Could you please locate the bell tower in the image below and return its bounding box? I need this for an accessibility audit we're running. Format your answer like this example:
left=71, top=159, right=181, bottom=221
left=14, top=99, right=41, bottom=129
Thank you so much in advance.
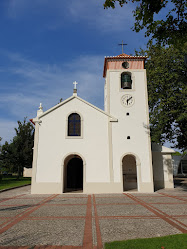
left=103, top=53, right=154, bottom=192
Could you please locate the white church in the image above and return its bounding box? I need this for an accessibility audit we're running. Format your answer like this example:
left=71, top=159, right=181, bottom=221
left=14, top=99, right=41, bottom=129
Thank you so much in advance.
left=31, top=53, right=175, bottom=194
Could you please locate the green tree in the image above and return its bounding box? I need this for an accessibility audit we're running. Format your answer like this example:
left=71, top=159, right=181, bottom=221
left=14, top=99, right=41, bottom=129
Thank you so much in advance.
left=0, top=118, right=34, bottom=178
left=0, top=137, right=2, bottom=155
left=13, top=118, right=34, bottom=177
left=0, top=137, right=3, bottom=179
left=103, top=0, right=187, bottom=47
left=139, top=43, right=187, bottom=151
left=0, top=141, right=15, bottom=174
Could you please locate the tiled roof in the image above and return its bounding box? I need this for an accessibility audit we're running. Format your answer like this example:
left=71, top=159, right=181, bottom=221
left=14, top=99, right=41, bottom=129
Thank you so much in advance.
left=103, top=53, right=147, bottom=77
left=105, top=53, right=148, bottom=59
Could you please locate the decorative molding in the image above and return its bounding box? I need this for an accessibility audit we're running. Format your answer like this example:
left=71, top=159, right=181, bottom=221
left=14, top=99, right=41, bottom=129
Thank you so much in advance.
left=36, top=95, right=118, bottom=122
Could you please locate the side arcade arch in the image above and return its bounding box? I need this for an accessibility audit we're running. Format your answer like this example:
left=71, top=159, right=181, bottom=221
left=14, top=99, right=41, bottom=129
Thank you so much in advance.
left=120, top=153, right=141, bottom=192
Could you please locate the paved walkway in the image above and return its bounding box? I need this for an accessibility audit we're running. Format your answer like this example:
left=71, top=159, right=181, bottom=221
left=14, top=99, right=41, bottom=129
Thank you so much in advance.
left=0, top=186, right=187, bottom=249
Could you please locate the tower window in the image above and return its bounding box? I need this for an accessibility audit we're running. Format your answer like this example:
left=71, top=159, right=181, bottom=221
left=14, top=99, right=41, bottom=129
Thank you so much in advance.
left=127, top=136, right=130, bottom=139
left=126, top=113, right=130, bottom=116
left=68, top=113, right=81, bottom=136
left=121, top=72, right=132, bottom=89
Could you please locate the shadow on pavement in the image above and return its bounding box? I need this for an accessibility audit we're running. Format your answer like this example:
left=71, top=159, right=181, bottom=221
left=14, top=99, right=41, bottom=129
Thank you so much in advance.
left=174, top=176, right=187, bottom=191
left=0, top=205, right=34, bottom=211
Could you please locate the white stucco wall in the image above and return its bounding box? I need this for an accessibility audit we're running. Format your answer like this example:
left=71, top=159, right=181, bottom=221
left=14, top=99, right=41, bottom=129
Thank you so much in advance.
left=106, top=70, right=153, bottom=191
left=172, top=155, right=182, bottom=176
left=35, top=98, right=110, bottom=185
left=152, top=144, right=174, bottom=189
left=23, top=168, right=32, bottom=177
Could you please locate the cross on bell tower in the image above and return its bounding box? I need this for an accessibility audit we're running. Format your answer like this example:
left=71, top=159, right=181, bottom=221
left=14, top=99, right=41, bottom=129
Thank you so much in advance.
left=118, top=40, right=127, bottom=54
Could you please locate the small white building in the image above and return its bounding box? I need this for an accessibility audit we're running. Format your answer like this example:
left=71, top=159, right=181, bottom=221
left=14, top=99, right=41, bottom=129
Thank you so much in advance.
left=31, top=53, right=174, bottom=194
left=172, top=155, right=182, bottom=176
left=23, top=167, right=32, bottom=177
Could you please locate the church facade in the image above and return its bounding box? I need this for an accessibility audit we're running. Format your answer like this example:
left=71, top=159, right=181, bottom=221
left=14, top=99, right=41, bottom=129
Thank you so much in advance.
left=31, top=53, right=175, bottom=194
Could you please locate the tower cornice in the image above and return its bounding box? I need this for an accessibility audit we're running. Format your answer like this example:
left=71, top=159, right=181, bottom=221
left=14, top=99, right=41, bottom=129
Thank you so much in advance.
left=103, top=53, right=148, bottom=78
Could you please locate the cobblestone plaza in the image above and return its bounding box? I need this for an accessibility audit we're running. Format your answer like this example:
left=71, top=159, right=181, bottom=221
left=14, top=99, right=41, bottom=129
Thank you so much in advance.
left=0, top=186, right=187, bottom=248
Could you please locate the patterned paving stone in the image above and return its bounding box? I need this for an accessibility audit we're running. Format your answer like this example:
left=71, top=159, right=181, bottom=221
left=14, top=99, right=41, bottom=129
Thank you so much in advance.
left=0, top=219, right=10, bottom=225
left=96, top=197, right=136, bottom=204
left=0, top=219, right=85, bottom=246
left=0, top=186, right=31, bottom=198
left=136, top=196, right=185, bottom=203
left=99, top=219, right=181, bottom=243
left=180, top=197, right=187, bottom=200
left=175, top=218, right=187, bottom=226
left=95, top=194, right=124, bottom=197
left=0, top=198, right=6, bottom=202
left=0, top=206, right=31, bottom=217
left=131, top=193, right=161, bottom=196
left=29, top=205, right=87, bottom=217
left=97, top=204, right=155, bottom=217
left=48, top=197, right=87, bottom=205
left=0, top=198, right=42, bottom=206
left=0, top=185, right=187, bottom=248
left=92, top=218, right=97, bottom=247
left=56, top=194, right=88, bottom=198
left=158, top=191, right=187, bottom=196
left=19, top=194, right=51, bottom=198
left=152, top=204, right=187, bottom=216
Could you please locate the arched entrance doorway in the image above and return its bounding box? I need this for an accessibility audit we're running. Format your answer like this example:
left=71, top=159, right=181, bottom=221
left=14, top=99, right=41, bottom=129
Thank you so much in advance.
left=63, top=155, right=83, bottom=193
left=122, top=154, right=137, bottom=191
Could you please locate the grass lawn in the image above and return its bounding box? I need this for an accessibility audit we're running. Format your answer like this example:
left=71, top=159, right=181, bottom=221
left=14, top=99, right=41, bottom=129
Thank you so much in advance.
left=104, top=234, right=187, bottom=249
left=0, top=176, right=31, bottom=190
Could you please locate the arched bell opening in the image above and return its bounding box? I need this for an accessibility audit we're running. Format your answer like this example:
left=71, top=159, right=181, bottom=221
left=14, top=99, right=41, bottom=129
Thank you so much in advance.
left=121, top=72, right=132, bottom=89
left=122, top=154, right=137, bottom=191
left=63, top=154, right=83, bottom=193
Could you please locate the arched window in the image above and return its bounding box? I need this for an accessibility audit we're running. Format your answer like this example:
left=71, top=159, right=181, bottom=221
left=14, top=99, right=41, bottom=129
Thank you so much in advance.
left=121, top=72, right=132, bottom=89
left=68, top=113, right=81, bottom=136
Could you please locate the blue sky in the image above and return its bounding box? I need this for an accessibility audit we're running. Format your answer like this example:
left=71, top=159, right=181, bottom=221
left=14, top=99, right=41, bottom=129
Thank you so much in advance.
left=0, top=0, right=172, bottom=146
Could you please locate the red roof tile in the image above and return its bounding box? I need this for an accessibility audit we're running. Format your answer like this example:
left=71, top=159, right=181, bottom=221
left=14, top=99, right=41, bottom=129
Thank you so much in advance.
left=103, top=53, right=147, bottom=77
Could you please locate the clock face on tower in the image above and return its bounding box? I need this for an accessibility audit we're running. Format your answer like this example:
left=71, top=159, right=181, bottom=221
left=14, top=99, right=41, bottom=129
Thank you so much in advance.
left=121, top=94, right=134, bottom=107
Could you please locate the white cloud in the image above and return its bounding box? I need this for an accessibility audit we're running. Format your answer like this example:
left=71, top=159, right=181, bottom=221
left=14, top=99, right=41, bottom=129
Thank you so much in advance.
left=67, top=0, right=134, bottom=32
left=6, top=0, right=65, bottom=19
left=5, top=0, right=134, bottom=32
left=0, top=51, right=105, bottom=141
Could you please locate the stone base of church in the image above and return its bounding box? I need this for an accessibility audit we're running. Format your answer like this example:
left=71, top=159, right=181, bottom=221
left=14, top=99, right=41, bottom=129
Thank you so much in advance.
left=31, top=182, right=123, bottom=194
left=138, top=182, right=154, bottom=193
left=154, top=180, right=174, bottom=191
left=31, top=182, right=62, bottom=194
left=31, top=181, right=155, bottom=194
left=84, top=182, right=123, bottom=194
left=164, top=180, right=174, bottom=188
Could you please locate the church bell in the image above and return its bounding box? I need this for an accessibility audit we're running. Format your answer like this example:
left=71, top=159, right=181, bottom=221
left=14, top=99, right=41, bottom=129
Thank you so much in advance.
left=121, top=74, right=132, bottom=89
